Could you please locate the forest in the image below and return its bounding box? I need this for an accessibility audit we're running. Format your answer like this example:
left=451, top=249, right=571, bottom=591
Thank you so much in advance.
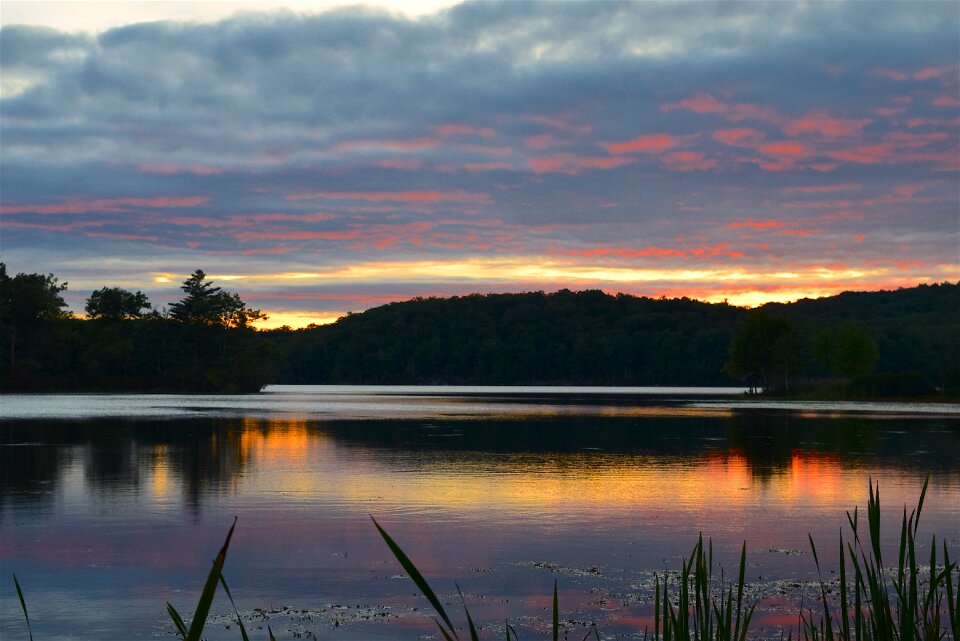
left=1, top=262, right=958, bottom=396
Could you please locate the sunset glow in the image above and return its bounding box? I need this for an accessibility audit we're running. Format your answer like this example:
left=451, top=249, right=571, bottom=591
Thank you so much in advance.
left=1, top=2, right=957, bottom=325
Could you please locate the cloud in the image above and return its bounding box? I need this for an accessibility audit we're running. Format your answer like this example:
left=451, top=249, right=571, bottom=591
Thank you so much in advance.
left=1, top=1, right=958, bottom=323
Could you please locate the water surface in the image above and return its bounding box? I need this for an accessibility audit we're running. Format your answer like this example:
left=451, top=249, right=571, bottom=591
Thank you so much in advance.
left=2, top=386, right=958, bottom=640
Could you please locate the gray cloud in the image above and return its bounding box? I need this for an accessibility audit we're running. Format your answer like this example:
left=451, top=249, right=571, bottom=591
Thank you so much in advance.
left=1, top=1, right=957, bottom=317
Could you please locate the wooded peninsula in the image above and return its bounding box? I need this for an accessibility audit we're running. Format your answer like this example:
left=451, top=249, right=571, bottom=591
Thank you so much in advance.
left=2, top=263, right=957, bottom=397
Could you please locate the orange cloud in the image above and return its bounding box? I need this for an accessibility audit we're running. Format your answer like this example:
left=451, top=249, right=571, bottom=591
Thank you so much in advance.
left=603, top=133, right=677, bottom=154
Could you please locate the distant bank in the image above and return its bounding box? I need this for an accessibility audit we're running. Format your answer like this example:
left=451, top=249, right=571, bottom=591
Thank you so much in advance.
left=2, top=277, right=958, bottom=396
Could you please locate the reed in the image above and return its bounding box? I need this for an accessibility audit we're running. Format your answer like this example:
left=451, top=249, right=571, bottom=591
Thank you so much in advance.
left=653, top=537, right=755, bottom=641
left=800, top=475, right=959, bottom=641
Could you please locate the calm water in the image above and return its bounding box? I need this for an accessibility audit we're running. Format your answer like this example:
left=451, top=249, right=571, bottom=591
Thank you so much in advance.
left=1, top=386, right=959, bottom=640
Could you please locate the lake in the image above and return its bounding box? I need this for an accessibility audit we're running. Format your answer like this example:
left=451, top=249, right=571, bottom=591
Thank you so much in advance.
left=2, top=386, right=959, bottom=640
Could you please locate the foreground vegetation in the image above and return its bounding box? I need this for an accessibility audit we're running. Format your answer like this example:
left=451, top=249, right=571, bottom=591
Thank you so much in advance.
left=2, top=262, right=958, bottom=395
left=12, top=479, right=958, bottom=640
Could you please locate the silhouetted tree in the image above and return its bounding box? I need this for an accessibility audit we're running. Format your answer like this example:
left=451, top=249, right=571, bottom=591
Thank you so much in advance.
left=85, top=287, right=152, bottom=320
left=0, top=263, right=70, bottom=367
left=813, top=324, right=879, bottom=379
left=168, top=270, right=265, bottom=328
left=725, top=312, right=797, bottom=392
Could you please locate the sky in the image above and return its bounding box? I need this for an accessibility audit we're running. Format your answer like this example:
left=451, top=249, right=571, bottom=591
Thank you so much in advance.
left=1, top=1, right=958, bottom=328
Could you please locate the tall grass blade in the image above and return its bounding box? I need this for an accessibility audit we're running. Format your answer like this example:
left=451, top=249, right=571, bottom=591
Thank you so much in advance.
left=219, top=572, right=251, bottom=641
left=914, top=473, right=929, bottom=535
left=13, top=574, right=34, bottom=641
left=372, top=515, right=459, bottom=640
left=945, top=541, right=959, bottom=640
left=456, top=584, right=481, bottom=641
left=167, top=602, right=189, bottom=638
left=182, top=517, right=237, bottom=641
left=734, top=542, right=747, bottom=641
left=553, top=579, right=559, bottom=641
left=839, top=531, right=850, bottom=641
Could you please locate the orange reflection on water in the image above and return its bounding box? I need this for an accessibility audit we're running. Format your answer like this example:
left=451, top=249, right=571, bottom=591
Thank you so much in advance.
left=148, top=419, right=881, bottom=527
left=785, top=450, right=848, bottom=504
left=151, top=444, right=171, bottom=500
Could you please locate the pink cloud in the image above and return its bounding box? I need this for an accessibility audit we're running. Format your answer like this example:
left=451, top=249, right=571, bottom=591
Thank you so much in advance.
left=712, top=128, right=765, bottom=145
left=870, top=107, right=907, bottom=117
left=528, top=154, right=633, bottom=174
left=729, top=219, right=787, bottom=229
left=377, top=158, right=423, bottom=170
left=138, top=163, right=222, bottom=176
left=782, top=111, right=871, bottom=137
left=562, top=243, right=743, bottom=259
left=0, top=220, right=104, bottom=232
left=827, top=144, right=893, bottom=164
left=332, top=137, right=439, bottom=152
left=286, top=190, right=491, bottom=204
left=525, top=133, right=560, bottom=149
left=457, top=143, right=514, bottom=157
left=913, top=66, right=955, bottom=81
left=530, top=114, right=593, bottom=133
left=759, top=141, right=809, bottom=156
left=464, top=161, right=513, bottom=172
left=435, top=124, right=496, bottom=137
left=661, top=93, right=781, bottom=124
left=0, top=196, right=208, bottom=215
left=873, top=68, right=910, bottom=81
left=906, top=117, right=960, bottom=128
left=603, top=133, right=677, bottom=154
left=661, top=151, right=717, bottom=171
left=932, top=95, right=960, bottom=108
left=781, top=183, right=862, bottom=194
left=234, top=230, right=361, bottom=241
left=85, top=231, right=160, bottom=241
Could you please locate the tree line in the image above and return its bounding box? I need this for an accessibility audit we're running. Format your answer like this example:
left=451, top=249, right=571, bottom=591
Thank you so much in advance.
left=1, top=262, right=957, bottom=396
left=0, top=265, right=273, bottom=392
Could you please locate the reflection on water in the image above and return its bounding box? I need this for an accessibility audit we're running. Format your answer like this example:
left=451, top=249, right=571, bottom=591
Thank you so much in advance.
left=1, top=391, right=959, bottom=640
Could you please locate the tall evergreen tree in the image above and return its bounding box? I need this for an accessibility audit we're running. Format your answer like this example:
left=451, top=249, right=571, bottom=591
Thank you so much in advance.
left=168, top=270, right=265, bottom=328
